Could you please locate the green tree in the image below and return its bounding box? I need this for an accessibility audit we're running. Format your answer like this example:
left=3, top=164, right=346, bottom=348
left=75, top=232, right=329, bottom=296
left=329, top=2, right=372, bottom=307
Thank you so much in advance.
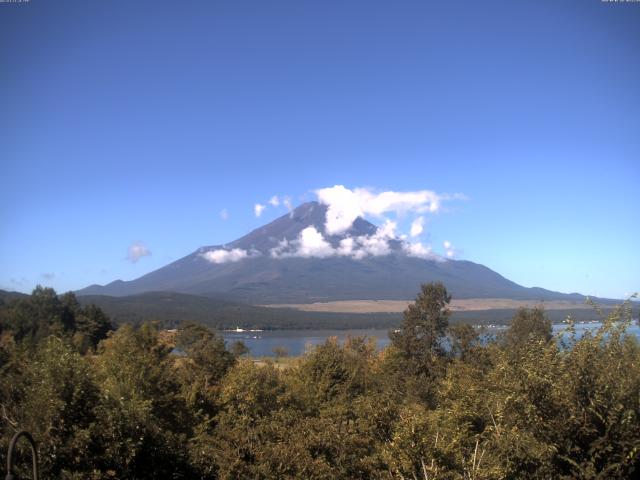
left=292, top=337, right=373, bottom=407
left=449, top=323, right=477, bottom=360
left=0, top=288, right=112, bottom=350
left=385, top=282, right=451, bottom=402
left=91, top=323, right=196, bottom=478
left=175, top=321, right=235, bottom=387
left=198, top=360, right=287, bottom=479
left=502, top=306, right=552, bottom=352
left=74, top=303, right=114, bottom=350
left=1, top=286, right=67, bottom=342
left=0, top=337, right=100, bottom=478
left=230, top=340, right=249, bottom=357
left=390, top=282, right=451, bottom=360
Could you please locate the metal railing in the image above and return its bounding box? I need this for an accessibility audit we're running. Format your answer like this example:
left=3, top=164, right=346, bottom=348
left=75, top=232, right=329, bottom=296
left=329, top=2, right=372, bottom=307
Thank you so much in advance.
left=5, top=431, right=39, bottom=480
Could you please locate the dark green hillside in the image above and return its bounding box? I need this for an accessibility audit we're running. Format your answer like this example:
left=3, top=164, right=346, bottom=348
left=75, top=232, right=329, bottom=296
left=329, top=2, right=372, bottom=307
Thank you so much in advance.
left=77, top=291, right=403, bottom=330
left=0, top=289, right=27, bottom=304
left=4, top=289, right=629, bottom=331
left=78, top=291, right=630, bottom=330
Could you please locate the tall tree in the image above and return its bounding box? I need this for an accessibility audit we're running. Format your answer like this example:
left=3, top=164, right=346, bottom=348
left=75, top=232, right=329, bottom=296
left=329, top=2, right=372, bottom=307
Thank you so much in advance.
left=386, top=282, right=451, bottom=402
left=390, top=282, right=451, bottom=361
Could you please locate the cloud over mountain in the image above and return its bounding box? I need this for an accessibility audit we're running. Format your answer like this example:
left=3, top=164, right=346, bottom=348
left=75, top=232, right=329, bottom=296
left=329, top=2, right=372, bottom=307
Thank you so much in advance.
left=443, top=240, right=459, bottom=258
left=201, top=186, right=463, bottom=264
left=202, top=248, right=248, bottom=264
left=410, top=216, right=425, bottom=237
left=263, top=219, right=400, bottom=261
left=316, top=185, right=443, bottom=235
left=127, top=242, right=151, bottom=263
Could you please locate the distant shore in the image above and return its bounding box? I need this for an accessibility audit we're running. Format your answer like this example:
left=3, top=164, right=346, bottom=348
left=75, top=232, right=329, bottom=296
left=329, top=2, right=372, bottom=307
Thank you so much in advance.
left=262, top=298, right=608, bottom=313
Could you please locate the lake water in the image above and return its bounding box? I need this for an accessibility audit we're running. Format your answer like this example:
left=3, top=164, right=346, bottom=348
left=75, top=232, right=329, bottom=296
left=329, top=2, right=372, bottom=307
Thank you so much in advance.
left=221, top=321, right=640, bottom=357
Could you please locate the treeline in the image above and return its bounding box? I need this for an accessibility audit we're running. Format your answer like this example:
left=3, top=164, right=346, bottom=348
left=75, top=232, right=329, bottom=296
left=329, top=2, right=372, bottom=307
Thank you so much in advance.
left=1, top=284, right=639, bottom=479
left=70, top=292, right=632, bottom=330
left=76, top=291, right=404, bottom=330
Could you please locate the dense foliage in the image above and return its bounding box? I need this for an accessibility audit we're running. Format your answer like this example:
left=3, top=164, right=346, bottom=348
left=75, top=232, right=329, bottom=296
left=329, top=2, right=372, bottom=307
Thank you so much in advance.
left=1, top=284, right=639, bottom=479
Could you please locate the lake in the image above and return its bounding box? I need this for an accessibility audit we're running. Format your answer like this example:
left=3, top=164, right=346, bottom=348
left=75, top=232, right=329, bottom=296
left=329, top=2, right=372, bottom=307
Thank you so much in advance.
left=221, top=321, right=640, bottom=357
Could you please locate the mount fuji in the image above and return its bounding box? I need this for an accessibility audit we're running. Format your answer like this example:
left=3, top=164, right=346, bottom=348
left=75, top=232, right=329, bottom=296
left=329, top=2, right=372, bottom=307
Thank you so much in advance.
left=77, top=202, right=586, bottom=305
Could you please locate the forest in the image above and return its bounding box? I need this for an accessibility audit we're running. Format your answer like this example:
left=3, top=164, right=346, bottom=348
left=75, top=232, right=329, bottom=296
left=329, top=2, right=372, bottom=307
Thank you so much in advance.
left=0, top=284, right=638, bottom=479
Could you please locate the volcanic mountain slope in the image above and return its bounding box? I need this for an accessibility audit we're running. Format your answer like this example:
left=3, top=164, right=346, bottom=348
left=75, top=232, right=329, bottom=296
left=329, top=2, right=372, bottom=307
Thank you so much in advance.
left=77, top=202, right=586, bottom=304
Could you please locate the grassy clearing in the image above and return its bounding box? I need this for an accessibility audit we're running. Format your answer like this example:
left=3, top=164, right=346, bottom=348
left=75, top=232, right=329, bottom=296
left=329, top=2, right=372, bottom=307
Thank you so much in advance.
left=263, top=298, right=600, bottom=313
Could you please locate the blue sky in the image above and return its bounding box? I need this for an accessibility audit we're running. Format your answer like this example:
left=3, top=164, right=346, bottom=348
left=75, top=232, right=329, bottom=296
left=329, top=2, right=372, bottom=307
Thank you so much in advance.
left=1, top=0, right=638, bottom=299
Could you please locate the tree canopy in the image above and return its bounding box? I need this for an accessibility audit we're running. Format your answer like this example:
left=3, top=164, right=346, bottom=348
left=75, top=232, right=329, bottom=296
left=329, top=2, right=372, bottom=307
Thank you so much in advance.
left=1, top=285, right=639, bottom=479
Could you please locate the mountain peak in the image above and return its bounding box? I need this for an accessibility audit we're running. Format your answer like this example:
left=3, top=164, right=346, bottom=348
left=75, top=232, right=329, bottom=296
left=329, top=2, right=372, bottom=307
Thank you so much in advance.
left=226, top=201, right=377, bottom=253
left=291, top=200, right=321, bottom=217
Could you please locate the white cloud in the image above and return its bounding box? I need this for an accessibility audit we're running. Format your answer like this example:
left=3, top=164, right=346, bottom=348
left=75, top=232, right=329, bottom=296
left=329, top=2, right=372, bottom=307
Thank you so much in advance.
left=443, top=240, right=457, bottom=259
left=316, top=185, right=445, bottom=235
left=269, top=238, right=290, bottom=258
left=41, top=272, right=55, bottom=280
left=202, top=248, right=248, bottom=264
left=316, top=185, right=363, bottom=235
left=237, top=186, right=462, bottom=262
left=253, top=195, right=289, bottom=218
left=333, top=227, right=395, bottom=259
left=403, top=241, right=434, bottom=259
left=254, top=203, right=266, bottom=217
left=296, top=227, right=335, bottom=258
left=410, top=216, right=424, bottom=237
left=257, top=220, right=450, bottom=262
left=127, top=242, right=151, bottom=263
left=269, top=220, right=399, bottom=260
left=363, top=190, right=441, bottom=215
left=269, top=195, right=280, bottom=207
left=354, top=220, right=396, bottom=257
left=220, top=208, right=229, bottom=220
left=378, top=219, right=397, bottom=238
left=337, top=237, right=358, bottom=258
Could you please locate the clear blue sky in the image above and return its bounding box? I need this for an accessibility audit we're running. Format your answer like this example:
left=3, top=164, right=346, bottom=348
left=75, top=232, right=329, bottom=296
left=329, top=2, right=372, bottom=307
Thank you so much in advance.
left=1, top=0, right=638, bottom=299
